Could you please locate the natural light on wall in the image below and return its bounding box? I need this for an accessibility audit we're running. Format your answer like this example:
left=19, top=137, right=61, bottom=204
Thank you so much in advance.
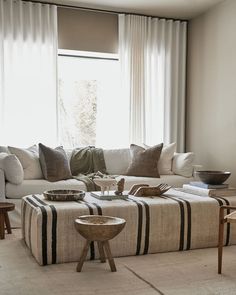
left=58, top=50, right=129, bottom=149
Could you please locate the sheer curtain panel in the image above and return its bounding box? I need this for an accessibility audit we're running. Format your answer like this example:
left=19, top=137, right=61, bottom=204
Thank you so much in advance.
left=0, top=0, right=58, bottom=146
left=119, top=14, right=187, bottom=151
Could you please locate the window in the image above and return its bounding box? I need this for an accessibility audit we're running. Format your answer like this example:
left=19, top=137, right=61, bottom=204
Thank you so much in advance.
left=58, top=50, right=129, bottom=149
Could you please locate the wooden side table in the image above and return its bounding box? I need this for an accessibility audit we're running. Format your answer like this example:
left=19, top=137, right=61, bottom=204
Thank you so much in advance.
left=0, top=202, right=15, bottom=239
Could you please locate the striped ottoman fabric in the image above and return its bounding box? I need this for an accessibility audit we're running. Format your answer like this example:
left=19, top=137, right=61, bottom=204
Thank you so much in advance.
left=21, top=189, right=236, bottom=265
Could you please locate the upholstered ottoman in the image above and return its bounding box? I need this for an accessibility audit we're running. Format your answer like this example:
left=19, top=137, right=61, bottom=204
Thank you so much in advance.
left=22, top=190, right=236, bottom=265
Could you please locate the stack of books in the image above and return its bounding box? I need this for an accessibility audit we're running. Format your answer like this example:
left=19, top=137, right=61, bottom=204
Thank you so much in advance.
left=182, top=181, right=236, bottom=197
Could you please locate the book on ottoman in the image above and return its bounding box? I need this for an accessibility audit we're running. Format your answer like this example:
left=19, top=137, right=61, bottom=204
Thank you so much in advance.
left=183, top=184, right=236, bottom=197
left=90, top=191, right=129, bottom=200
left=189, top=181, right=229, bottom=189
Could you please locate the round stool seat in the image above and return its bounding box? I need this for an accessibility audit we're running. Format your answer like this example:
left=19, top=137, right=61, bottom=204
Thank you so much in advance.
left=0, top=202, right=15, bottom=212
left=75, top=215, right=126, bottom=241
left=0, top=202, right=15, bottom=239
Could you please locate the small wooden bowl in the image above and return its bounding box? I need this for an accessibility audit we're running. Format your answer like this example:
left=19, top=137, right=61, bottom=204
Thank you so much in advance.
left=195, top=171, right=231, bottom=185
left=43, top=189, right=85, bottom=201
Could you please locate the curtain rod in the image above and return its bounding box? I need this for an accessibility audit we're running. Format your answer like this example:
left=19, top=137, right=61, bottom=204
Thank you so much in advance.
left=23, top=0, right=188, bottom=22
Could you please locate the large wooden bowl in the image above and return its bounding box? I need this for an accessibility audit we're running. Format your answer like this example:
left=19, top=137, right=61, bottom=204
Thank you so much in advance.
left=74, top=215, right=126, bottom=241
left=195, top=171, right=231, bottom=185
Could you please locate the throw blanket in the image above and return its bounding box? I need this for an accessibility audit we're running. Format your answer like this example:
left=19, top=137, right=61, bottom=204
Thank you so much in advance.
left=70, top=146, right=107, bottom=191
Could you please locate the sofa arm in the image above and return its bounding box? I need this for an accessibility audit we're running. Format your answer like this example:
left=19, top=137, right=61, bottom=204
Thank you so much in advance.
left=0, top=168, right=6, bottom=201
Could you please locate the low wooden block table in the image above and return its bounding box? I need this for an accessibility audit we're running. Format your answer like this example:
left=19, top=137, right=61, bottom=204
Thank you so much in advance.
left=21, top=190, right=236, bottom=265
left=0, top=202, right=15, bottom=239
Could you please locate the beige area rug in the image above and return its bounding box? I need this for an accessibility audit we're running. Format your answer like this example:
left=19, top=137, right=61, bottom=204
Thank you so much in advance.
left=1, top=230, right=236, bottom=295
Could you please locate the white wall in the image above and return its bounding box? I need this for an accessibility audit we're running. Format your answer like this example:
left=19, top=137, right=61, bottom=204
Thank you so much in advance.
left=186, top=0, right=236, bottom=186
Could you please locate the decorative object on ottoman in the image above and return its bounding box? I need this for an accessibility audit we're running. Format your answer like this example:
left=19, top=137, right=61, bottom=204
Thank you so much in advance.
left=93, top=177, right=117, bottom=195
left=218, top=205, right=236, bottom=274
left=114, top=178, right=125, bottom=196
left=74, top=215, right=126, bottom=272
left=0, top=202, right=15, bottom=239
left=43, top=190, right=85, bottom=201
left=128, top=183, right=171, bottom=197
left=195, top=171, right=231, bottom=185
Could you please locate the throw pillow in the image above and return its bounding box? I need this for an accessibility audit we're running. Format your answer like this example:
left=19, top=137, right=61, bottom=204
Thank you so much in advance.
left=8, top=145, right=43, bottom=180
left=172, top=152, right=195, bottom=177
left=0, top=152, right=24, bottom=184
left=0, top=146, right=10, bottom=154
left=143, top=142, right=176, bottom=175
left=103, top=148, right=131, bottom=175
left=126, top=143, right=163, bottom=178
left=39, top=143, right=72, bottom=182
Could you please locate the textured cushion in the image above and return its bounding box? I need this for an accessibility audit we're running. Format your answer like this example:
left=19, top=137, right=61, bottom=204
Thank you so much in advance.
left=172, top=152, right=195, bottom=177
left=144, top=142, right=176, bottom=175
left=8, top=145, right=43, bottom=180
left=103, top=148, right=131, bottom=175
left=0, top=153, right=24, bottom=184
left=126, top=143, right=163, bottom=178
left=39, top=143, right=72, bottom=182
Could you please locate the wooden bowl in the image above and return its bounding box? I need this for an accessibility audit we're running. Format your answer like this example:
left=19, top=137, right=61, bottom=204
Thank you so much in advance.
left=195, top=171, right=231, bottom=185
left=43, top=189, right=85, bottom=201
left=74, top=215, right=126, bottom=241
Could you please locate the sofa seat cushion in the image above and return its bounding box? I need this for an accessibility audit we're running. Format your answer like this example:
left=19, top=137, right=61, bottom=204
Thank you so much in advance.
left=6, top=179, right=86, bottom=199
left=116, top=175, right=194, bottom=191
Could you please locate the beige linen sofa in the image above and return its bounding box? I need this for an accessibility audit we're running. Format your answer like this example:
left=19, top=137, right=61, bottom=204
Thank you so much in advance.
left=0, top=143, right=196, bottom=226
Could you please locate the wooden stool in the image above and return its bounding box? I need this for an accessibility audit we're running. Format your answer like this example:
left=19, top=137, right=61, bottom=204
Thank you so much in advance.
left=218, top=205, right=236, bottom=274
left=74, top=215, right=126, bottom=272
left=0, top=202, right=15, bottom=239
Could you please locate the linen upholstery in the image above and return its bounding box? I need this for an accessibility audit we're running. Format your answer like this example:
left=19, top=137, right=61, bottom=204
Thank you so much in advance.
left=39, top=143, right=72, bottom=182
left=8, top=145, right=43, bottom=180
left=0, top=153, right=24, bottom=184
left=126, top=143, right=163, bottom=177
left=22, top=190, right=236, bottom=265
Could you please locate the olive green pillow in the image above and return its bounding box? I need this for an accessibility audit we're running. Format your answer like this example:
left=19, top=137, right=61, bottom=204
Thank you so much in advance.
left=39, top=143, right=72, bottom=182
left=126, top=143, right=163, bottom=178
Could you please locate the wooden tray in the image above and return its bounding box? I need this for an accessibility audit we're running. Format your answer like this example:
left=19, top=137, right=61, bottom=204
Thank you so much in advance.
left=43, top=190, right=85, bottom=201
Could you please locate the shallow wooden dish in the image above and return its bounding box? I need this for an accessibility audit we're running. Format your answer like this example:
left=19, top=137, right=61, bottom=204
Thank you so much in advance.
left=43, top=189, right=85, bottom=201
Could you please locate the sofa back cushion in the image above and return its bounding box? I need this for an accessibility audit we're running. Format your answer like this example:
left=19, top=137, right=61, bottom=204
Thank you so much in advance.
left=103, top=148, right=131, bottom=175
left=39, top=143, right=72, bottom=182
left=172, top=152, right=195, bottom=177
left=126, top=143, right=163, bottom=178
left=0, top=152, right=24, bottom=184
left=8, top=145, right=43, bottom=179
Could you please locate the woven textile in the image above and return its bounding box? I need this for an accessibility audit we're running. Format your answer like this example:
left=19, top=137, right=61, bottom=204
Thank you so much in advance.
left=22, top=189, right=236, bottom=265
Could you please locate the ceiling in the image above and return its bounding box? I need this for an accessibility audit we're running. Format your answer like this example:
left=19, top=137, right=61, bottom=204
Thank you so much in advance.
left=35, top=0, right=224, bottom=19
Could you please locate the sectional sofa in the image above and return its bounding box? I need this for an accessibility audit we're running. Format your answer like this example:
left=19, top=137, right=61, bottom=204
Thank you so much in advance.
left=0, top=143, right=196, bottom=226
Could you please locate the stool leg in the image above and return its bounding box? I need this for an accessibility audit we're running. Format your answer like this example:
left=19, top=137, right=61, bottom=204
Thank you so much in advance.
left=76, top=240, right=90, bottom=272
left=4, top=212, right=12, bottom=234
left=103, top=241, right=117, bottom=272
left=0, top=213, right=5, bottom=239
left=97, top=241, right=106, bottom=263
left=218, top=209, right=225, bottom=274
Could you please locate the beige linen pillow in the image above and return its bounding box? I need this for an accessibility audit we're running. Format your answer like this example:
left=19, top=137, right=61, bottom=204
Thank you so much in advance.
left=39, top=143, right=72, bottom=182
left=8, top=145, right=43, bottom=179
left=126, top=143, right=163, bottom=178
left=172, top=152, right=195, bottom=177
left=0, top=152, right=24, bottom=184
left=144, top=142, right=176, bottom=175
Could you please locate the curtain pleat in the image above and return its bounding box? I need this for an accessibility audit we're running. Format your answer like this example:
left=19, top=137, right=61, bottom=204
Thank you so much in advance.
left=119, top=14, right=187, bottom=151
left=0, top=0, right=58, bottom=146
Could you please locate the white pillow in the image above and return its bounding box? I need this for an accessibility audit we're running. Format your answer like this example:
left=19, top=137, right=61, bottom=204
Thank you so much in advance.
left=8, top=145, right=43, bottom=180
left=0, top=152, right=24, bottom=184
left=143, top=142, right=176, bottom=175
left=103, top=148, right=131, bottom=175
left=172, top=152, right=195, bottom=177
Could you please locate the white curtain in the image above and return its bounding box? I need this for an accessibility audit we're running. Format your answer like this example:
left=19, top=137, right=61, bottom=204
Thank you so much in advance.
left=119, top=14, right=187, bottom=151
left=0, top=0, right=58, bottom=147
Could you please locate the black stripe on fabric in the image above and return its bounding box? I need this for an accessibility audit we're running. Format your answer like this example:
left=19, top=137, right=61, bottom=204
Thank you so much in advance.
left=79, top=201, right=95, bottom=260
left=139, top=200, right=150, bottom=255
left=92, top=202, right=103, bottom=215
left=31, top=195, right=58, bottom=263
left=164, top=196, right=185, bottom=251
left=215, top=196, right=231, bottom=246
left=28, top=207, right=33, bottom=252
left=128, top=199, right=143, bottom=255
left=177, top=197, right=192, bottom=250
left=25, top=196, right=41, bottom=208
left=49, top=205, right=57, bottom=264
left=21, top=200, right=27, bottom=240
